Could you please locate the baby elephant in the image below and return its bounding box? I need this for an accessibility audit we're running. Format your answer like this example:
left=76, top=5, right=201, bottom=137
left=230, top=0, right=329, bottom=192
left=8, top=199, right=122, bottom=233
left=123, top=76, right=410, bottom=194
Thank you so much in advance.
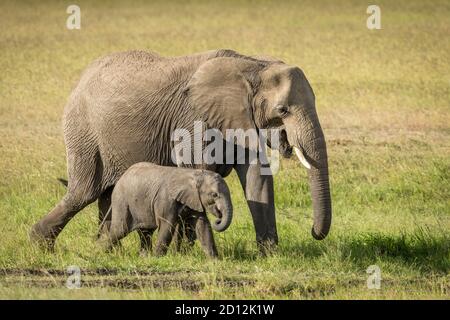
left=99, top=163, right=233, bottom=258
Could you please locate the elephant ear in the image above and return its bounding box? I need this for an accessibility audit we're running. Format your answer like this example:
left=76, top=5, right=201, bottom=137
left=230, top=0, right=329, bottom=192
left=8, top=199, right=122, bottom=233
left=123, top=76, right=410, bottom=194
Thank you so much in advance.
left=168, top=172, right=204, bottom=212
left=185, top=57, right=257, bottom=148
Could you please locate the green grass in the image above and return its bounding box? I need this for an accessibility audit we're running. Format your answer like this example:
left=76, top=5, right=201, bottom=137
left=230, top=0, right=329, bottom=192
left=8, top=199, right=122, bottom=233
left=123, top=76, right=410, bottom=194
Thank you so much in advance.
left=0, top=0, right=449, bottom=299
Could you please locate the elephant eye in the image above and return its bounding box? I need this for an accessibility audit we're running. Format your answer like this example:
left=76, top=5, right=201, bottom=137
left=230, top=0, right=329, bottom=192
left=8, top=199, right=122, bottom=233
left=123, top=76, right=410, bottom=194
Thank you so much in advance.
left=276, top=105, right=289, bottom=117
left=211, top=192, right=219, bottom=198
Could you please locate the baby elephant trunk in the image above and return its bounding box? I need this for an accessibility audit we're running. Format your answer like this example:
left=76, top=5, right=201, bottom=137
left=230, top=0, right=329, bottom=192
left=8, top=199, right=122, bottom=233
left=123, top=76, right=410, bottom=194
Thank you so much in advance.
left=211, top=198, right=233, bottom=232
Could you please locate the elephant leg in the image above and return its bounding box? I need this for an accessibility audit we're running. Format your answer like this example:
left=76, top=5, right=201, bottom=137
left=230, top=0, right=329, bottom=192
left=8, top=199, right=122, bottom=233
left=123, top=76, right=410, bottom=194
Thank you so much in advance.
left=235, top=162, right=278, bottom=255
left=30, top=147, right=104, bottom=250
left=97, top=186, right=113, bottom=237
left=98, top=200, right=130, bottom=251
left=138, top=229, right=154, bottom=256
left=194, top=214, right=218, bottom=258
left=154, top=216, right=177, bottom=257
left=184, top=215, right=197, bottom=246
left=30, top=190, right=100, bottom=250
left=101, top=224, right=127, bottom=252
left=173, top=218, right=184, bottom=253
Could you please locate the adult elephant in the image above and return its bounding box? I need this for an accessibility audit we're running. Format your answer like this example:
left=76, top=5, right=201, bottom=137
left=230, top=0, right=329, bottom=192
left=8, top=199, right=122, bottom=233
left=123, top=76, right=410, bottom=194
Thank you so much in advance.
left=30, top=49, right=332, bottom=252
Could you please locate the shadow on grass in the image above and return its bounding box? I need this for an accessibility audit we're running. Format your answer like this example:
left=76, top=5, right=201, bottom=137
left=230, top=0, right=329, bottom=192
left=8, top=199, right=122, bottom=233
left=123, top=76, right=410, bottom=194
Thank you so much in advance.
left=220, top=238, right=260, bottom=261
left=344, top=230, right=449, bottom=273
left=283, top=228, right=449, bottom=273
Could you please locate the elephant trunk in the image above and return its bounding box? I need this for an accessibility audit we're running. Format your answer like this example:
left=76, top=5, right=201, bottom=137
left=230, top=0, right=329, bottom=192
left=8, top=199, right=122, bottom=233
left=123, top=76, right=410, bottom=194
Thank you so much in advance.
left=285, top=107, right=332, bottom=240
left=308, top=164, right=332, bottom=240
left=211, top=198, right=233, bottom=232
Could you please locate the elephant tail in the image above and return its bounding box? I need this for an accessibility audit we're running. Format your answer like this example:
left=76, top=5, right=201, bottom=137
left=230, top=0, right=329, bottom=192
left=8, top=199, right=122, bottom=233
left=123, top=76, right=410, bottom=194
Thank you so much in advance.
left=57, top=178, right=68, bottom=187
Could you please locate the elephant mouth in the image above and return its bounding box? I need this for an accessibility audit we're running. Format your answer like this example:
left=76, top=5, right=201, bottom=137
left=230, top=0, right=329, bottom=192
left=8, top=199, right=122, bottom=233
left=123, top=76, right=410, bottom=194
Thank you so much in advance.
left=212, top=205, right=223, bottom=219
left=280, top=145, right=293, bottom=158
left=281, top=126, right=311, bottom=169
left=211, top=205, right=225, bottom=228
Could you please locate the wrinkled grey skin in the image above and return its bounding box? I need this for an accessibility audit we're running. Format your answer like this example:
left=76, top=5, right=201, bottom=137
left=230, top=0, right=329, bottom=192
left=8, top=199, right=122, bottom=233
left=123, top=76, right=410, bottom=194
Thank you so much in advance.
left=31, top=49, right=331, bottom=252
left=99, top=163, right=232, bottom=258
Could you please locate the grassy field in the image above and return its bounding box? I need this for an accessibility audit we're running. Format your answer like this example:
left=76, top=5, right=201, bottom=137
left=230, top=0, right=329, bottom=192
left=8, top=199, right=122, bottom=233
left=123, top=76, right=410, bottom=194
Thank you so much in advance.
left=0, top=0, right=449, bottom=299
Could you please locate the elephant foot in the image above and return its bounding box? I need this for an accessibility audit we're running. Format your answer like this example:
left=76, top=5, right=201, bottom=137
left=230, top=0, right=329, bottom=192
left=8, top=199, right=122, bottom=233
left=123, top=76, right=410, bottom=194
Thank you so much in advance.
left=154, top=247, right=169, bottom=257
left=29, top=223, right=56, bottom=252
left=207, top=251, right=219, bottom=259
left=257, top=239, right=278, bottom=257
left=96, top=234, right=116, bottom=253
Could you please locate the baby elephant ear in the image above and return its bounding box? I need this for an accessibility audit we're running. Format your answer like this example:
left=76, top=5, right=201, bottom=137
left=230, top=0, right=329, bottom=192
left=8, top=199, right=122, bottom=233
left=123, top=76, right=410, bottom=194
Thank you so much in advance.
left=169, top=175, right=204, bottom=213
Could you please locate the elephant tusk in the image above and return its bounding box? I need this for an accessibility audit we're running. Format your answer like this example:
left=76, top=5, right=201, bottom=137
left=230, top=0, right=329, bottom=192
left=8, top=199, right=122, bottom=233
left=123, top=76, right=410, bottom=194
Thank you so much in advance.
left=294, top=147, right=311, bottom=170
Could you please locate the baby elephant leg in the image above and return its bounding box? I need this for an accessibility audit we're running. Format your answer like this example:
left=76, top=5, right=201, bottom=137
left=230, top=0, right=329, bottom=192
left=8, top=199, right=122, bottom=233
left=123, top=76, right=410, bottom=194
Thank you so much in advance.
left=154, top=217, right=177, bottom=257
left=194, top=214, right=218, bottom=258
left=184, top=215, right=197, bottom=246
left=98, top=202, right=128, bottom=252
left=137, top=229, right=154, bottom=256
left=99, top=224, right=127, bottom=252
left=173, top=218, right=184, bottom=253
